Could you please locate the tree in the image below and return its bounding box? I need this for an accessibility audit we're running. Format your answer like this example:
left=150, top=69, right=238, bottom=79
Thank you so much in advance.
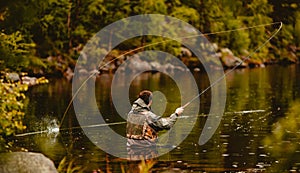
left=0, top=31, right=46, bottom=72
left=268, top=0, right=300, bottom=61
left=0, top=81, right=28, bottom=151
left=244, top=0, right=273, bottom=61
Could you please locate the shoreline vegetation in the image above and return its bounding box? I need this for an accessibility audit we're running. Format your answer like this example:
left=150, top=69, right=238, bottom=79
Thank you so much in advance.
left=1, top=43, right=299, bottom=82
left=2, top=44, right=299, bottom=82
left=0, top=1, right=299, bottom=79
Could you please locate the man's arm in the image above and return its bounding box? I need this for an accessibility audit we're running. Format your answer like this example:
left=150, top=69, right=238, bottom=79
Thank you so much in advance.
left=147, top=107, right=184, bottom=131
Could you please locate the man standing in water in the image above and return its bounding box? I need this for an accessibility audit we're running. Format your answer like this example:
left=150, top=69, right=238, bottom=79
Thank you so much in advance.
left=126, top=90, right=184, bottom=159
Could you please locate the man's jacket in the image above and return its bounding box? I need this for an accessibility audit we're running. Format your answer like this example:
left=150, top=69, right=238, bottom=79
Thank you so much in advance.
left=126, top=98, right=178, bottom=147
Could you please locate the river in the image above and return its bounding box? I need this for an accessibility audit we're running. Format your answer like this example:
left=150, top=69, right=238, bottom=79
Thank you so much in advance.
left=14, top=64, right=300, bottom=172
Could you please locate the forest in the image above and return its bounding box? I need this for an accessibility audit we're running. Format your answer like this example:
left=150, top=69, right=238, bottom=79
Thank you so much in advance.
left=0, top=0, right=299, bottom=76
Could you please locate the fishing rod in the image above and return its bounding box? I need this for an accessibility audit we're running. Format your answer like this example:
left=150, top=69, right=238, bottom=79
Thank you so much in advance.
left=13, top=22, right=282, bottom=137
left=59, top=21, right=282, bottom=130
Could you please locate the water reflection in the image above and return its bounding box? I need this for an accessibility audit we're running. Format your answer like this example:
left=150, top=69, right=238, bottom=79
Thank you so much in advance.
left=264, top=101, right=300, bottom=172
left=13, top=64, right=300, bottom=172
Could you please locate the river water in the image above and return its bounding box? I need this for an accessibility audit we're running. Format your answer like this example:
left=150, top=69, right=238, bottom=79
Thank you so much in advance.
left=14, top=64, right=300, bottom=172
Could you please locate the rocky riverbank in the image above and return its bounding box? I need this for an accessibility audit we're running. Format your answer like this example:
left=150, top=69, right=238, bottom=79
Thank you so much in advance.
left=2, top=45, right=298, bottom=81
left=61, top=45, right=298, bottom=80
left=0, top=152, right=57, bottom=173
left=2, top=72, right=49, bottom=86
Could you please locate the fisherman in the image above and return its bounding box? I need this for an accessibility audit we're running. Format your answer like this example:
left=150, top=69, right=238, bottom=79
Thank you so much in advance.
left=126, top=90, right=184, bottom=158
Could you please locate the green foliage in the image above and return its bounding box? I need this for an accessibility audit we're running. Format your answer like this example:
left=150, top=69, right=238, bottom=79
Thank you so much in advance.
left=0, top=31, right=46, bottom=72
left=38, top=0, right=71, bottom=54
left=294, top=11, right=300, bottom=47
left=170, top=6, right=199, bottom=25
left=0, top=81, right=28, bottom=151
left=0, top=0, right=299, bottom=73
left=132, top=0, right=167, bottom=14
left=120, top=159, right=156, bottom=173
left=246, top=0, right=273, bottom=60
left=269, top=0, right=300, bottom=61
left=263, top=101, right=300, bottom=172
left=57, top=155, right=86, bottom=173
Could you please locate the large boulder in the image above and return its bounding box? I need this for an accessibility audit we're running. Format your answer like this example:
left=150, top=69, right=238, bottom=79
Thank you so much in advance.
left=150, top=61, right=162, bottom=71
left=0, top=152, right=57, bottom=173
left=162, top=63, right=186, bottom=73
left=126, top=55, right=152, bottom=72
left=220, top=48, right=247, bottom=68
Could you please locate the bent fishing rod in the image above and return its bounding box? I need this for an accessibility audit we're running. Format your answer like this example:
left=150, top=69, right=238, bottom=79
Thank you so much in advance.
left=59, top=21, right=282, bottom=129
left=182, top=22, right=282, bottom=108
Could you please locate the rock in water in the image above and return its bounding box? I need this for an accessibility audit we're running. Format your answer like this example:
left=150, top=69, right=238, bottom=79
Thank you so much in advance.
left=0, top=152, right=58, bottom=173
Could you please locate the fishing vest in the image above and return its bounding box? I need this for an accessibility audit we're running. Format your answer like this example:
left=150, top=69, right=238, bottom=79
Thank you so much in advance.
left=126, top=102, right=158, bottom=142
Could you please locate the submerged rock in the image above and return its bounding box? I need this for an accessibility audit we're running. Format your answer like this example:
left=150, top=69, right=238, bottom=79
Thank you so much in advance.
left=0, top=152, right=57, bottom=173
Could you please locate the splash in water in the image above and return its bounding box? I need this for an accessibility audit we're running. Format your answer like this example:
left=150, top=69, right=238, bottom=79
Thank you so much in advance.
left=15, top=118, right=60, bottom=137
left=47, top=119, right=60, bottom=134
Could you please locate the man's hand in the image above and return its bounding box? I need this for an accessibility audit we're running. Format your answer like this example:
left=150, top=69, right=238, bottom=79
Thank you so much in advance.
left=175, top=107, right=184, bottom=116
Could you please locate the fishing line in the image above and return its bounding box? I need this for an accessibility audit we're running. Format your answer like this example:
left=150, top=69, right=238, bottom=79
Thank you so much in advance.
left=182, top=22, right=283, bottom=108
left=15, top=109, right=267, bottom=137
left=15, top=130, right=48, bottom=137
left=13, top=22, right=282, bottom=138
left=59, top=21, right=282, bottom=130
left=14, top=122, right=126, bottom=137
left=59, top=121, right=126, bottom=130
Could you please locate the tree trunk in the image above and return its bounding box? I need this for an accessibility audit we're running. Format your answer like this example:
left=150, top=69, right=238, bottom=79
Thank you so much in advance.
left=67, top=1, right=73, bottom=51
